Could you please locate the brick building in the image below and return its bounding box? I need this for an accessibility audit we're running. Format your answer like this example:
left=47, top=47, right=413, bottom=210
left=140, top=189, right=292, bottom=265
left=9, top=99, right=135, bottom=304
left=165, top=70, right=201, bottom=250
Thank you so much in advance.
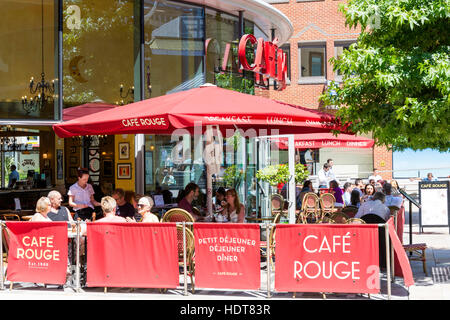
left=259, top=0, right=393, bottom=181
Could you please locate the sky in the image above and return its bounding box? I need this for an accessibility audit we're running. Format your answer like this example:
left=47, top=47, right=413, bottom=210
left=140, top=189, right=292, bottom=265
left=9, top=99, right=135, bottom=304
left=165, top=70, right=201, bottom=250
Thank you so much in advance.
left=393, top=149, right=450, bottom=178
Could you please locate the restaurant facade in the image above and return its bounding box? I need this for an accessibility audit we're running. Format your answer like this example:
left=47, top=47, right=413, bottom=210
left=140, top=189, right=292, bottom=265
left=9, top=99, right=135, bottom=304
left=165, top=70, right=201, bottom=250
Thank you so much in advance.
left=0, top=0, right=293, bottom=210
left=259, top=0, right=390, bottom=180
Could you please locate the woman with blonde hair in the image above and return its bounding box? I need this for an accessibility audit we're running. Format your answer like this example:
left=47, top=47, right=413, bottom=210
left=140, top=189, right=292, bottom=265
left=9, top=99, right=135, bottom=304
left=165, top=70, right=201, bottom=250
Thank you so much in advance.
left=222, top=189, right=245, bottom=223
left=31, top=197, right=52, bottom=221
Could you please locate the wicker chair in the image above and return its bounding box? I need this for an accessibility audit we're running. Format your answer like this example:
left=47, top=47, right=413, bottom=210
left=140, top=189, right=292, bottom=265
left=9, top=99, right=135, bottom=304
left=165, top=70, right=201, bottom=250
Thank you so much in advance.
left=329, top=211, right=349, bottom=224
left=342, top=205, right=359, bottom=218
left=271, top=194, right=288, bottom=217
left=176, top=225, right=195, bottom=293
left=162, top=208, right=195, bottom=230
left=1, top=222, right=10, bottom=282
left=297, top=192, right=320, bottom=223
left=403, top=243, right=428, bottom=276
left=346, top=218, right=366, bottom=224
left=1, top=214, right=21, bottom=221
left=260, top=213, right=281, bottom=271
left=320, top=193, right=336, bottom=217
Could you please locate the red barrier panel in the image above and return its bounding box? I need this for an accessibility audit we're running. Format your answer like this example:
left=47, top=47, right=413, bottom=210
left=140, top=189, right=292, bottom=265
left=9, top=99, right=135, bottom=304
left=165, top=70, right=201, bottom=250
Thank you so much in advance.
left=275, top=224, right=380, bottom=294
left=6, top=222, right=68, bottom=285
left=86, top=223, right=179, bottom=288
left=387, top=217, right=414, bottom=286
left=194, top=223, right=260, bottom=290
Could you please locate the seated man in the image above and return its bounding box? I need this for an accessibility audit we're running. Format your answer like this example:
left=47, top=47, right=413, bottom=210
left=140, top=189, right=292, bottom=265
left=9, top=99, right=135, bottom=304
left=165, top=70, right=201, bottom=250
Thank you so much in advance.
left=177, top=182, right=202, bottom=221
left=48, top=190, right=74, bottom=223
left=382, top=183, right=403, bottom=208
left=111, top=188, right=136, bottom=219
left=355, top=192, right=391, bottom=222
left=96, top=196, right=127, bottom=223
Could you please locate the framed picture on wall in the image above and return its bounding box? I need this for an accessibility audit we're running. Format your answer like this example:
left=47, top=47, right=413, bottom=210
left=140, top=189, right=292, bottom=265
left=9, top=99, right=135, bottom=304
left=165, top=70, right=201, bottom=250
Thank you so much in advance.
left=117, top=163, right=131, bottom=179
left=119, top=142, right=130, bottom=160
left=69, top=167, right=78, bottom=178
left=70, top=146, right=76, bottom=154
left=70, top=156, right=77, bottom=165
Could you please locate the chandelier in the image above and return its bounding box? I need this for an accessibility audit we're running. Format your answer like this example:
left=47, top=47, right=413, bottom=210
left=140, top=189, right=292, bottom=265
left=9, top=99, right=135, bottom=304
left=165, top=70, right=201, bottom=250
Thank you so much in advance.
left=21, top=0, right=55, bottom=114
left=117, top=66, right=152, bottom=105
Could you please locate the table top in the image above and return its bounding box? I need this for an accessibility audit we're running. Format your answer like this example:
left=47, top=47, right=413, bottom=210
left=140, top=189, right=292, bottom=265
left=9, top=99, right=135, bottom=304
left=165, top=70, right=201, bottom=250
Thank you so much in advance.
left=21, top=215, right=34, bottom=221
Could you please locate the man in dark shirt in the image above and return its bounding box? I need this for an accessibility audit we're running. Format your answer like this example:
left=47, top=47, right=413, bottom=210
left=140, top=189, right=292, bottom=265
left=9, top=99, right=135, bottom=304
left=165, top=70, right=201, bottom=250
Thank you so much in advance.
left=178, top=182, right=201, bottom=221
left=112, top=188, right=136, bottom=218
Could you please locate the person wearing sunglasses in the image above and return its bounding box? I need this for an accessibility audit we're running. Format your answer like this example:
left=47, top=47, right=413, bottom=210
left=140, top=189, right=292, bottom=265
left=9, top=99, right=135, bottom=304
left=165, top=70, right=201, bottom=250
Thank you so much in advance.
left=130, top=196, right=159, bottom=223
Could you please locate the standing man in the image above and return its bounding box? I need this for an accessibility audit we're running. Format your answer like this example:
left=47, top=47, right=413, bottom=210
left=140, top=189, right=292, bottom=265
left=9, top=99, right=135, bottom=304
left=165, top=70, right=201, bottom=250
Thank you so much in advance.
left=8, top=164, right=20, bottom=188
left=318, top=163, right=332, bottom=189
left=68, top=168, right=101, bottom=220
left=327, top=159, right=336, bottom=181
left=368, top=168, right=383, bottom=183
left=111, top=188, right=136, bottom=219
left=304, top=149, right=314, bottom=175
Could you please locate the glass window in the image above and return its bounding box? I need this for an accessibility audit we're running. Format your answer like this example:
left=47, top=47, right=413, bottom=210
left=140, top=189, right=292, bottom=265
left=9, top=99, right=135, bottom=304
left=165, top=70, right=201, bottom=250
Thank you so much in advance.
left=62, top=0, right=135, bottom=107
left=280, top=44, right=291, bottom=80
left=205, top=10, right=239, bottom=83
left=298, top=44, right=326, bottom=82
left=0, top=0, right=58, bottom=120
left=334, top=42, right=355, bottom=79
left=144, top=0, right=204, bottom=98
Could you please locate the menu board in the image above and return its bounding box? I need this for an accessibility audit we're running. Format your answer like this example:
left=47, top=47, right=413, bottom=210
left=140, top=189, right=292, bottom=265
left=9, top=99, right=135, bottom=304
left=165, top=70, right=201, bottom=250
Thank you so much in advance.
left=419, top=181, right=450, bottom=232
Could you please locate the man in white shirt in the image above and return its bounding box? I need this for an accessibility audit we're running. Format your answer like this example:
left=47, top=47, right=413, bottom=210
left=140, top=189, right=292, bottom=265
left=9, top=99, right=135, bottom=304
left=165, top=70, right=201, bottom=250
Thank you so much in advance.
left=355, top=192, right=391, bottom=221
left=318, top=163, right=332, bottom=188
left=368, top=168, right=383, bottom=182
left=327, top=159, right=336, bottom=180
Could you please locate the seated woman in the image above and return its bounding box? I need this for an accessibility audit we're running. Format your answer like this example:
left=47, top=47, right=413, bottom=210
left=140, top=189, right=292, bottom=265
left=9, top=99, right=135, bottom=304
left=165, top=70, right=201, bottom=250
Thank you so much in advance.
left=329, top=180, right=344, bottom=207
left=297, top=180, right=314, bottom=208
left=361, top=184, right=375, bottom=203
left=222, top=188, right=245, bottom=223
left=350, top=189, right=361, bottom=208
left=31, top=197, right=53, bottom=221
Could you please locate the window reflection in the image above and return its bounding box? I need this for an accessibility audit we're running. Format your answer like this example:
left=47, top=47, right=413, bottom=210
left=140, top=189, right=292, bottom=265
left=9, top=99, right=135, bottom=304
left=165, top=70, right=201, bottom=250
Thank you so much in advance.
left=0, top=0, right=57, bottom=120
left=144, top=0, right=204, bottom=98
left=62, top=0, right=135, bottom=107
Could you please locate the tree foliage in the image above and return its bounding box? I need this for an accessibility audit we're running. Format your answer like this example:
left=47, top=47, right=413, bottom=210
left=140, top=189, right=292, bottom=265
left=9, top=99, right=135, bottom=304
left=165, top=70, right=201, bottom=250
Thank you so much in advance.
left=321, top=0, right=449, bottom=151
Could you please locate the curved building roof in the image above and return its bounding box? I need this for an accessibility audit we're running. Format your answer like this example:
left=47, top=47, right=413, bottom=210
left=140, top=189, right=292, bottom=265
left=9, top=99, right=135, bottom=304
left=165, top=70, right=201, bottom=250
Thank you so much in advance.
left=183, top=0, right=293, bottom=44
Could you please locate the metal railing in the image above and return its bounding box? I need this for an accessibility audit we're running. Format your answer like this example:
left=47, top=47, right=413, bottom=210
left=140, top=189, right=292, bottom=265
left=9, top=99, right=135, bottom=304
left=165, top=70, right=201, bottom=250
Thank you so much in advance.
left=0, top=221, right=394, bottom=300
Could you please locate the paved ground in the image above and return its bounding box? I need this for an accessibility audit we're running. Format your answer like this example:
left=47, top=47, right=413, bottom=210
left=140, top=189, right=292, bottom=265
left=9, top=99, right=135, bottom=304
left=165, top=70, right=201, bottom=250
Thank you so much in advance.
left=1, top=206, right=449, bottom=300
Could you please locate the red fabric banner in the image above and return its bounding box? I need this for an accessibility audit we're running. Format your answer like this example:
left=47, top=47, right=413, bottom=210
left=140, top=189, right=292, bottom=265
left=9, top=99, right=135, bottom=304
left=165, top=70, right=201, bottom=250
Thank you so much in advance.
left=6, top=222, right=68, bottom=285
left=387, top=218, right=415, bottom=286
left=86, top=223, right=179, bottom=288
left=275, top=224, right=380, bottom=294
left=194, top=223, right=260, bottom=290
